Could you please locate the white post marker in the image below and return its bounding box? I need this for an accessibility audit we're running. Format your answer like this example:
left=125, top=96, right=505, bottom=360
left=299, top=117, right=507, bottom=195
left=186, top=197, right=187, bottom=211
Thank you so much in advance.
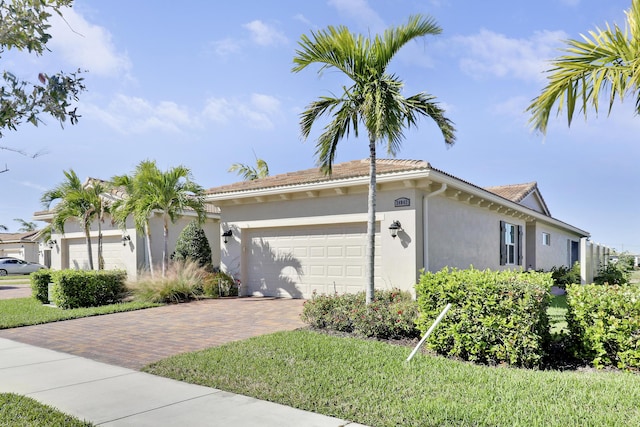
left=406, top=303, right=452, bottom=362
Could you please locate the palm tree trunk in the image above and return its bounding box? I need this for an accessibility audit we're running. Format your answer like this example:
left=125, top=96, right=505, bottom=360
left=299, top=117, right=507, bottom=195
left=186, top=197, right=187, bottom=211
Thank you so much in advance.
left=145, top=222, right=154, bottom=277
left=366, top=138, right=377, bottom=305
left=84, top=226, right=94, bottom=270
left=162, top=214, right=169, bottom=277
left=97, top=223, right=104, bottom=270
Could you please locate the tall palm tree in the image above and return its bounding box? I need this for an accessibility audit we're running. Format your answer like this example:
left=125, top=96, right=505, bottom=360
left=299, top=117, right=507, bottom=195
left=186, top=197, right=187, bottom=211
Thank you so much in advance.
left=112, top=160, right=206, bottom=277
left=528, top=0, right=640, bottom=134
left=293, top=14, right=456, bottom=304
left=112, top=161, right=157, bottom=277
left=41, top=170, right=105, bottom=270
left=14, top=218, right=37, bottom=232
left=228, top=156, right=269, bottom=181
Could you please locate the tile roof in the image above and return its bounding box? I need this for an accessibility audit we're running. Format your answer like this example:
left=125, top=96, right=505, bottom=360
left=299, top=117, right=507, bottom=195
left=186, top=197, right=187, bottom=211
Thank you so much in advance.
left=206, top=159, right=431, bottom=194
left=0, top=231, right=40, bottom=242
left=484, top=182, right=537, bottom=203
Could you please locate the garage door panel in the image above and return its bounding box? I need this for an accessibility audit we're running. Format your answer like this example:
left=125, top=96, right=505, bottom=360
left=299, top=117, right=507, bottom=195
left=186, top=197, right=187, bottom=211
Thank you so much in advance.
left=246, top=223, right=380, bottom=299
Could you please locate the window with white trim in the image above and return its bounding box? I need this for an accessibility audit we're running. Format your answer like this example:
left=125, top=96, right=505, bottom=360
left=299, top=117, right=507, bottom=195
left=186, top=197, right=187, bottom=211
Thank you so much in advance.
left=500, top=221, right=522, bottom=266
left=542, top=232, right=551, bottom=246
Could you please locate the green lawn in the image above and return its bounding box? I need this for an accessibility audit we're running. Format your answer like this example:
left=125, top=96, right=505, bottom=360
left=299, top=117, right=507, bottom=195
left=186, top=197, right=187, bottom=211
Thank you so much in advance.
left=548, top=294, right=568, bottom=334
left=0, top=297, right=160, bottom=329
left=145, top=329, right=640, bottom=427
left=0, top=393, right=92, bottom=426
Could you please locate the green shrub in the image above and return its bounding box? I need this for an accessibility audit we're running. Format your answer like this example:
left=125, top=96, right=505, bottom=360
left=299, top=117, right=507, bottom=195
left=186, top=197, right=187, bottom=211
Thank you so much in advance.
left=50, top=270, right=127, bottom=309
left=566, top=284, right=640, bottom=370
left=550, top=263, right=580, bottom=289
left=415, top=267, right=552, bottom=368
left=594, top=263, right=629, bottom=285
left=173, top=221, right=212, bottom=269
left=30, top=269, right=52, bottom=303
left=130, top=260, right=207, bottom=303
left=301, top=289, right=419, bottom=339
left=202, top=270, right=238, bottom=298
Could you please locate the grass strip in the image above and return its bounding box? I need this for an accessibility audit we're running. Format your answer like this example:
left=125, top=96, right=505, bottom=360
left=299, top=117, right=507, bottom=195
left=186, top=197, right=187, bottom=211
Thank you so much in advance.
left=0, top=298, right=160, bottom=329
left=0, top=393, right=93, bottom=426
left=145, top=329, right=640, bottom=427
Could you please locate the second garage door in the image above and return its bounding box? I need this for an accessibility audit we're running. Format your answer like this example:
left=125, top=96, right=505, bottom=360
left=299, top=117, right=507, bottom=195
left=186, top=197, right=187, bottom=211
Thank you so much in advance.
left=65, top=236, right=127, bottom=271
left=245, top=223, right=380, bottom=299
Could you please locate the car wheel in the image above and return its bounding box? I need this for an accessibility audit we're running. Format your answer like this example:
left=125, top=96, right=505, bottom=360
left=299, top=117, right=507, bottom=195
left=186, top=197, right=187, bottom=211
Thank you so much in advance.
left=0, top=269, right=7, bottom=276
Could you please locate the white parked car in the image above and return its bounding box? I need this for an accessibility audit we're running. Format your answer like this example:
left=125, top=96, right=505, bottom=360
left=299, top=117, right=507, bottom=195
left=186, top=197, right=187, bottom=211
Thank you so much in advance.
left=0, top=258, right=46, bottom=275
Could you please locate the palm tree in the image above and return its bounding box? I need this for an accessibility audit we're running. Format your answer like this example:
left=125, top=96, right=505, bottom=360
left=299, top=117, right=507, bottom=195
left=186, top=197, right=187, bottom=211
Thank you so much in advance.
left=112, top=160, right=206, bottom=277
left=41, top=170, right=106, bottom=270
left=14, top=218, right=37, bottom=232
left=228, top=155, right=269, bottom=181
left=293, top=15, right=456, bottom=304
left=528, top=0, right=640, bottom=134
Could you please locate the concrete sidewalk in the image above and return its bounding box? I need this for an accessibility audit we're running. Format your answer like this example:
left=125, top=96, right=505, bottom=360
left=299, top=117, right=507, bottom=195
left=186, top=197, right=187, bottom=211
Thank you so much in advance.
left=0, top=338, right=365, bottom=426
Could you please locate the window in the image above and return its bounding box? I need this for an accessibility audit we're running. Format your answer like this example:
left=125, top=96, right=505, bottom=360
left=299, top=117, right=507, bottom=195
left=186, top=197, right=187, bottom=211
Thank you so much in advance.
left=500, top=221, right=522, bottom=266
left=542, top=232, right=551, bottom=246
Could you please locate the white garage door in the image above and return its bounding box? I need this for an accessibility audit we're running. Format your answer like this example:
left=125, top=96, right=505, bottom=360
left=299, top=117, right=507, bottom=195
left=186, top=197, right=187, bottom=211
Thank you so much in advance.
left=65, top=236, right=127, bottom=271
left=245, top=223, right=380, bottom=299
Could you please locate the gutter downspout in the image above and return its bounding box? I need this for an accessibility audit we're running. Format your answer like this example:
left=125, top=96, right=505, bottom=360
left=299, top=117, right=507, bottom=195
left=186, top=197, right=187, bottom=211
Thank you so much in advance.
left=423, top=184, right=447, bottom=272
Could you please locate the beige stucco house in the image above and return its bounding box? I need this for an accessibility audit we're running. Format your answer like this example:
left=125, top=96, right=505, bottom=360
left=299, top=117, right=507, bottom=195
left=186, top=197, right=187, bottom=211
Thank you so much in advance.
left=0, top=231, right=41, bottom=263
left=33, top=199, right=220, bottom=280
left=206, top=159, right=591, bottom=299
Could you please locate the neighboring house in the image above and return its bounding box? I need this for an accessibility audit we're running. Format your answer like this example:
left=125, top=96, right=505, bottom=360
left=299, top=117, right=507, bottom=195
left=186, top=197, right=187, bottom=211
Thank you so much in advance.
left=206, top=159, right=597, bottom=299
left=33, top=192, right=220, bottom=279
left=0, top=231, right=41, bottom=264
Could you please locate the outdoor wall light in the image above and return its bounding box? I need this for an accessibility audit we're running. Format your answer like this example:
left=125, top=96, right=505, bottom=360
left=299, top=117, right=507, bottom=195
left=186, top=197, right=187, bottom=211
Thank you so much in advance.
left=388, top=220, right=402, bottom=239
left=47, top=239, right=57, bottom=248
left=121, top=235, right=131, bottom=246
left=222, top=230, right=233, bottom=243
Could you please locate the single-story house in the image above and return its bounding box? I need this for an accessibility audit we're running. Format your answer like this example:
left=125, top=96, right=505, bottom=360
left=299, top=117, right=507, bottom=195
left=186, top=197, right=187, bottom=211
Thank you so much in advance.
left=0, top=231, right=41, bottom=264
left=33, top=191, right=220, bottom=279
left=206, top=159, right=595, bottom=299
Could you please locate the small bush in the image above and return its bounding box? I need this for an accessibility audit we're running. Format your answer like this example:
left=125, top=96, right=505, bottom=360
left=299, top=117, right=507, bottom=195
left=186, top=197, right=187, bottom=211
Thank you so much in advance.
left=202, top=270, right=238, bottom=298
left=550, top=263, right=580, bottom=289
left=301, top=289, right=419, bottom=339
left=172, top=221, right=213, bottom=269
left=566, top=283, right=640, bottom=370
left=50, top=270, right=127, bottom=309
left=415, top=267, right=552, bottom=368
left=30, top=269, right=52, bottom=303
left=594, top=263, right=629, bottom=285
left=130, top=260, right=208, bottom=303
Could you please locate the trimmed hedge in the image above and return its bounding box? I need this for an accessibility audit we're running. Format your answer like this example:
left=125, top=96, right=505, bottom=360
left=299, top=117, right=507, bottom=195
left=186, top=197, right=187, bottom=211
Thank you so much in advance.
left=566, top=284, right=640, bottom=370
left=301, top=289, right=420, bottom=340
left=50, top=270, right=127, bottom=309
left=30, top=269, right=53, bottom=304
left=415, top=267, right=552, bottom=368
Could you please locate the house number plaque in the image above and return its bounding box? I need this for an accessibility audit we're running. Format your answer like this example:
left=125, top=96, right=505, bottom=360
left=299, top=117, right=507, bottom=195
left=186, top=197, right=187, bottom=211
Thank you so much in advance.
left=394, top=197, right=410, bottom=208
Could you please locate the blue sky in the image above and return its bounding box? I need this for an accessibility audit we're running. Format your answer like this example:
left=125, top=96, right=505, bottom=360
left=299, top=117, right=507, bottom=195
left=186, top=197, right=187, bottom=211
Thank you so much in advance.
left=1, top=0, right=638, bottom=253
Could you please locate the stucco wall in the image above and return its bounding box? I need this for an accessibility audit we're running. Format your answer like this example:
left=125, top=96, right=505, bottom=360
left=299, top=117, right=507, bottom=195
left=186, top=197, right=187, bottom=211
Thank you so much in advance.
left=219, top=187, right=421, bottom=296
left=534, top=222, right=582, bottom=270
left=426, top=195, right=526, bottom=272
left=47, top=213, right=219, bottom=278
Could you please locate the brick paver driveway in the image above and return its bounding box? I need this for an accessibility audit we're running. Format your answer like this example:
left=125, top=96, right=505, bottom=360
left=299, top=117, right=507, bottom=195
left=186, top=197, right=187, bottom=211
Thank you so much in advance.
left=0, top=298, right=305, bottom=369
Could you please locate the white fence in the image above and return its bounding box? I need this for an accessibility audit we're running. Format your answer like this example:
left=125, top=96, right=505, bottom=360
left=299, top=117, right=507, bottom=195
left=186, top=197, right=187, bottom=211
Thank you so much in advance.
left=580, top=238, right=610, bottom=284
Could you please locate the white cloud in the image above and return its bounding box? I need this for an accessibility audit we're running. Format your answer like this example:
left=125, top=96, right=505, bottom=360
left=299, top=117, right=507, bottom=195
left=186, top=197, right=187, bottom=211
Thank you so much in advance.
left=86, top=94, right=195, bottom=134
left=293, top=14, right=311, bottom=26
left=203, top=93, right=282, bottom=130
left=243, top=20, right=288, bottom=46
left=18, top=181, right=48, bottom=192
left=327, top=0, right=385, bottom=33
left=452, top=29, right=567, bottom=82
left=210, top=38, right=242, bottom=57
left=48, top=7, right=131, bottom=77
